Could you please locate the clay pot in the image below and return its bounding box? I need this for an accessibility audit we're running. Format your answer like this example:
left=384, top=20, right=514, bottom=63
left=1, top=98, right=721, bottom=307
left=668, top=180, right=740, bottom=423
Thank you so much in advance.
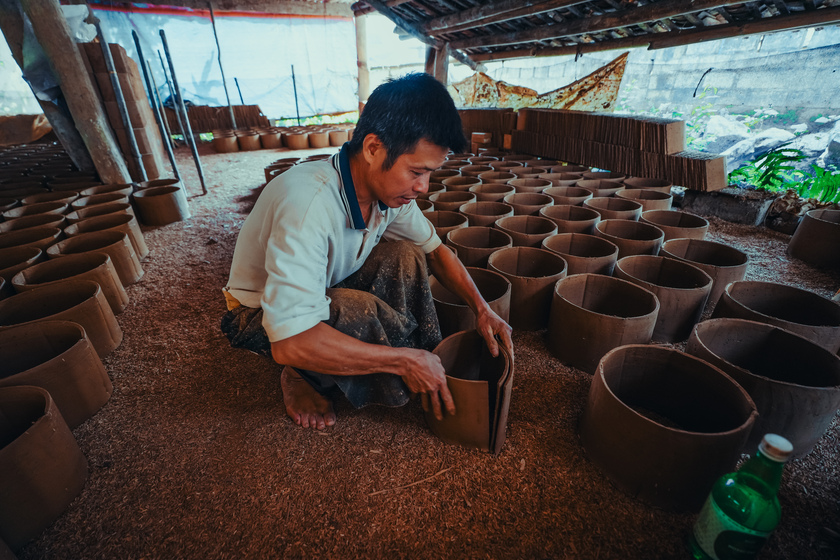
left=310, top=131, right=331, bottom=149
left=441, top=160, right=467, bottom=170
left=430, top=267, right=511, bottom=337
left=0, top=227, right=62, bottom=252
left=548, top=274, right=659, bottom=372
left=580, top=344, right=757, bottom=511
left=0, top=187, right=47, bottom=199
left=429, top=191, right=475, bottom=212
left=441, top=176, right=481, bottom=192
left=265, top=163, right=293, bottom=182
left=541, top=233, right=619, bottom=276
left=594, top=219, right=664, bottom=258
left=284, top=132, right=309, bottom=150
left=20, top=191, right=78, bottom=206
left=539, top=205, right=601, bottom=234
left=327, top=129, right=348, bottom=147
left=687, top=318, right=840, bottom=457
left=0, top=320, right=111, bottom=428
left=469, top=183, right=515, bottom=202
left=212, top=135, right=238, bottom=153
left=1, top=202, right=67, bottom=221
left=544, top=186, right=592, bottom=206
left=615, top=255, right=712, bottom=342
left=0, top=280, right=121, bottom=358
left=0, top=384, right=88, bottom=551
left=787, top=208, right=840, bottom=269
left=459, top=201, right=514, bottom=227
left=0, top=213, right=65, bottom=233
left=623, top=177, right=673, bottom=194
left=503, top=193, right=553, bottom=216
left=430, top=169, right=460, bottom=182
left=584, top=197, right=643, bottom=221
left=582, top=171, right=626, bottom=182
left=448, top=152, right=474, bottom=159
left=576, top=179, right=625, bottom=198
left=47, top=230, right=143, bottom=286
left=509, top=178, right=551, bottom=194
left=50, top=181, right=100, bottom=193
left=512, top=168, right=548, bottom=180
left=132, top=185, right=191, bottom=226
left=488, top=246, right=567, bottom=330
left=660, top=238, right=748, bottom=309
left=550, top=164, right=588, bottom=174
left=79, top=184, right=134, bottom=198
left=495, top=216, right=558, bottom=248
left=615, top=188, right=672, bottom=211
left=539, top=172, right=581, bottom=187
left=0, top=197, right=18, bottom=214
left=416, top=199, right=433, bottom=212
left=502, top=153, right=530, bottom=161
left=65, top=201, right=135, bottom=224
left=237, top=132, right=261, bottom=151
left=488, top=161, right=523, bottom=172
left=260, top=131, right=283, bottom=149
left=467, top=156, right=498, bottom=165
left=0, top=246, right=41, bottom=285
left=424, top=211, right=468, bottom=241
left=460, top=165, right=493, bottom=178
left=12, top=252, right=127, bottom=315
left=70, top=193, right=129, bottom=212
left=446, top=226, right=512, bottom=268
left=426, top=330, right=514, bottom=454
left=641, top=210, right=709, bottom=241
left=712, top=280, right=840, bottom=353
left=419, top=182, right=445, bottom=200
left=477, top=171, right=515, bottom=185
left=66, top=212, right=149, bottom=260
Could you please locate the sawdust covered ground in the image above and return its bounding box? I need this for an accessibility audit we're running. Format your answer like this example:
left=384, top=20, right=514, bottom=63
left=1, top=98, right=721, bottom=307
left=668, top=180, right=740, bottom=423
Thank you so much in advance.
left=17, top=144, right=840, bottom=560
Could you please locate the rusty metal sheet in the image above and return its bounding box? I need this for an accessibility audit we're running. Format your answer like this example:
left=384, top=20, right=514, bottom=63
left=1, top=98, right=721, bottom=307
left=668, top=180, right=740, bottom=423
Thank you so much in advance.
left=448, top=52, right=629, bottom=112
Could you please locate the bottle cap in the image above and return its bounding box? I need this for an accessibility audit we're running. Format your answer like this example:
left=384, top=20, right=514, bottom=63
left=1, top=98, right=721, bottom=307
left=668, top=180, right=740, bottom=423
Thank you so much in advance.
left=759, top=434, right=794, bottom=462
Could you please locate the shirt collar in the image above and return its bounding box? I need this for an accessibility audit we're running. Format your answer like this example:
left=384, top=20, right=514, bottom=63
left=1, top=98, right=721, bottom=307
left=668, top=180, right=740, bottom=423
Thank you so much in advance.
left=337, top=143, right=388, bottom=231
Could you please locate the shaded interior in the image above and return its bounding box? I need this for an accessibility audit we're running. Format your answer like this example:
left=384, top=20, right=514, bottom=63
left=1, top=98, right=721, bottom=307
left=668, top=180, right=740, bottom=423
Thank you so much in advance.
left=589, top=198, right=640, bottom=212
left=0, top=390, right=46, bottom=450
left=645, top=211, right=707, bottom=228
left=730, top=283, right=840, bottom=327
left=465, top=202, right=510, bottom=217
left=75, top=214, right=131, bottom=234
left=811, top=209, right=840, bottom=224
left=0, top=283, right=94, bottom=324
left=559, top=275, right=657, bottom=317
left=21, top=253, right=105, bottom=283
left=620, top=257, right=710, bottom=289
left=669, top=239, right=748, bottom=267
left=427, top=212, right=467, bottom=228
left=500, top=216, right=556, bottom=235
left=0, top=247, right=40, bottom=269
left=492, top=248, right=566, bottom=278
left=599, top=220, right=663, bottom=241
left=0, top=227, right=58, bottom=249
left=76, top=203, right=131, bottom=220
left=449, top=227, right=510, bottom=250
left=625, top=178, right=671, bottom=189
left=57, top=232, right=122, bottom=254
left=0, top=324, right=79, bottom=378
left=431, top=269, right=510, bottom=307
left=135, top=186, right=179, bottom=198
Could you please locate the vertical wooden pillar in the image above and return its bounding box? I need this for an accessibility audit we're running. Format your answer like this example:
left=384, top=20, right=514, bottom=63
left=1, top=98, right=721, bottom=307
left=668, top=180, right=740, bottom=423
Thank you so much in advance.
left=354, top=13, right=370, bottom=114
left=0, top=0, right=94, bottom=170
left=424, top=45, right=436, bottom=76
left=434, top=44, right=449, bottom=85
left=18, top=0, right=130, bottom=183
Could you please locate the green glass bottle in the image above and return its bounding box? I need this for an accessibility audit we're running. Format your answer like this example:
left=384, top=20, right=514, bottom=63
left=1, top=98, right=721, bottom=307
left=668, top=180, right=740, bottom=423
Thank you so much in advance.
left=688, top=434, right=794, bottom=560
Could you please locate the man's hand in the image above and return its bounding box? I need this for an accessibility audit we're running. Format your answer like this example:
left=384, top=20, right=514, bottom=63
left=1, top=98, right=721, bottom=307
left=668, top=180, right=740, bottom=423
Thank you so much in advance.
left=399, top=349, right=456, bottom=420
left=476, top=307, right=514, bottom=360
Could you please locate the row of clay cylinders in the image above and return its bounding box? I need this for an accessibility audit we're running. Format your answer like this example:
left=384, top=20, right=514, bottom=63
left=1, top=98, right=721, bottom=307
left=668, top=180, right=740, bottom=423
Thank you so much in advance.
left=0, top=183, right=153, bottom=550
left=281, top=124, right=355, bottom=151
left=262, top=154, right=332, bottom=183
left=212, top=127, right=284, bottom=152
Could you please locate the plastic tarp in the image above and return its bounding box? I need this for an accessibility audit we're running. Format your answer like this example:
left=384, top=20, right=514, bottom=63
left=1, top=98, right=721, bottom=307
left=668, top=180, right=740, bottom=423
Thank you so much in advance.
left=89, top=4, right=358, bottom=120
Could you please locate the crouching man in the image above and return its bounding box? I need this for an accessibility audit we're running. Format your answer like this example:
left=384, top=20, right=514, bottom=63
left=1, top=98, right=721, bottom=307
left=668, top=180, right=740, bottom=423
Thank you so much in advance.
left=221, top=73, right=513, bottom=429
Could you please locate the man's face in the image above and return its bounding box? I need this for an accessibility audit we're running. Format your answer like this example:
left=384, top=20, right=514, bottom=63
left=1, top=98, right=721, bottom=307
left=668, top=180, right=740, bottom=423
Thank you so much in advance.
left=367, top=139, right=449, bottom=208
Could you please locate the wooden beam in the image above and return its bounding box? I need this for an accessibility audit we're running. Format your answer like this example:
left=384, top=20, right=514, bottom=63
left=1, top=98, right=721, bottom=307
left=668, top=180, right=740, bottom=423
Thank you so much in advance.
left=19, top=0, right=130, bottom=183
left=421, top=0, right=588, bottom=36
left=65, top=0, right=353, bottom=18
left=354, top=13, right=370, bottom=112
left=470, top=33, right=654, bottom=62
left=434, top=44, right=449, bottom=85
left=424, top=44, right=436, bottom=75
left=449, top=0, right=747, bottom=50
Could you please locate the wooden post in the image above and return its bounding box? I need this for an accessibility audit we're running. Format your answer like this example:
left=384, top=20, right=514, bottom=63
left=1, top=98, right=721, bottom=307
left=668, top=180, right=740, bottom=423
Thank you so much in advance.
left=424, top=45, right=436, bottom=76
left=17, top=0, right=130, bottom=183
left=354, top=12, right=370, bottom=114
left=0, top=0, right=94, bottom=171
left=434, top=44, right=449, bottom=85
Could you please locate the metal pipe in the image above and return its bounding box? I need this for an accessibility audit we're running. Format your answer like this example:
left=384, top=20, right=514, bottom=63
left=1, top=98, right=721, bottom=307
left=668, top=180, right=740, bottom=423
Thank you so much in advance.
left=87, top=12, right=147, bottom=181
left=160, top=29, right=207, bottom=195
left=291, top=64, right=301, bottom=126
left=132, top=30, right=181, bottom=183
left=208, top=3, right=236, bottom=129
left=149, top=61, right=173, bottom=141
left=158, top=49, right=188, bottom=141
left=234, top=77, right=245, bottom=105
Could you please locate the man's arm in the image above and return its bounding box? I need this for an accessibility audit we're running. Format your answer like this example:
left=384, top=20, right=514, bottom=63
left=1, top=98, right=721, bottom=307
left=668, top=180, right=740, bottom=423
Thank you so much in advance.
left=270, top=323, right=455, bottom=420
left=426, top=244, right=514, bottom=359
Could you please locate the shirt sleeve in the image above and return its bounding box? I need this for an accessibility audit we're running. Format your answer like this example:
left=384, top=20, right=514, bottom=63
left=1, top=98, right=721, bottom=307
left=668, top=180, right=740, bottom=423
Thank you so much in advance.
left=381, top=201, right=441, bottom=253
left=260, top=196, right=333, bottom=343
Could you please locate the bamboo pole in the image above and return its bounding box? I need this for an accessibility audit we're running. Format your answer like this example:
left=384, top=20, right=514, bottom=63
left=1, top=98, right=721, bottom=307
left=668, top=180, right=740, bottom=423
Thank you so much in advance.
left=354, top=12, right=370, bottom=113
left=208, top=3, right=236, bottom=129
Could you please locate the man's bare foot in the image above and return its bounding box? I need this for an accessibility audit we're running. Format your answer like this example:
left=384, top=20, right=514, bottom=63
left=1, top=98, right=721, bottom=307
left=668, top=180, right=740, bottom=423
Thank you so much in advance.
left=280, top=366, right=336, bottom=429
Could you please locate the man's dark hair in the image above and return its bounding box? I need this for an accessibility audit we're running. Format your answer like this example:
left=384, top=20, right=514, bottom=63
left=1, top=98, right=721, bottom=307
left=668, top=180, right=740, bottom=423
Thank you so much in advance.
left=346, top=73, right=467, bottom=169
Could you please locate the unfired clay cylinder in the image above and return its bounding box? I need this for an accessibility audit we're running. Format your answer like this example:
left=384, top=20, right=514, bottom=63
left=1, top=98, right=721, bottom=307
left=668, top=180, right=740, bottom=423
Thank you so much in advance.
left=416, top=199, right=433, bottom=212
left=419, top=183, right=445, bottom=200
left=0, top=385, right=88, bottom=551
left=65, top=202, right=135, bottom=224
left=328, top=129, right=348, bottom=146
left=0, top=213, right=65, bottom=233
left=459, top=202, right=514, bottom=227
left=47, top=230, right=143, bottom=286
left=260, top=131, right=283, bottom=149
left=594, top=219, right=664, bottom=259
left=712, top=280, right=840, bottom=353
left=488, top=161, right=523, bottom=172
left=467, top=156, right=499, bottom=165
left=70, top=193, right=129, bottom=211
left=469, top=183, right=515, bottom=202
left=544, top=186, right=592, bottom=206
left=460, top=165, right=493, bottom=177
left=584, top=197, right=643, bottom=221
left=503, top=193, right=554, bottom=216
left=424, top=211, right=468, bottom=241
left=66, top=212, right=149, bottom=260
left=12, top=252, right=128, bottom=314
left=687, top=318, right=840, bottom=457
left=212, top=135, right=238, bottom=153
left=0, top=247, right=42, bottom=297
left=1, top=202, right=67, bottom=221
left=540, top=205, right=600, bottom=234
left=430, top=169, right=459, bottom=182
left=429, top=191, right=476, bottom=212
left=660, top=238, right=748, bottom=309
left=576, top=179, right=625, bottom=198
left=446, top=226, right=513, bottom=268
left=477, top=171, right=515, bottom=185
left=79, top=183, right=134, bottom=198
left=541, top=233, right=619, bottom=276
left=0, top=280, right=122, bottom=358
left=580, top=344, right=756, bottom=512
left=20, top=191, right=78, bottom=206
left=509, top=178, right=551, bottom=194
left=308, top=131, right=330, bottom=149
left=488, top=246, right=567, bottom=330
left=0, top=320, right=112, bottom=428
left=430, top=268, right=511, bottom=337
left=237, top=133, right=261, bottom=151
left=549, top=165, right=588, bottom=174
left=623, top=177, right=673, bottom=194
left=284, top=132, right=309, bottom=150
left=615, top=255, right=712, bottom=342
left=547, top=274, right=659, bottom=373
left=132, top=185, right=191, bottom=226
left=0, top=227, right=62, bottom=252
left=441, top=176, right=481, bottom=192
left=616, top=188, right=673, bottom=211
left=495, top=215, right=558, bottom=248
left=581, top=171, right=626, bottom=182
left=787, top=208, right=840, bottom=269
left=539, top=173, right=582, bottom=187
left=641, top=210, right=709, bottom=241
left=512, top=167, right=547, bottom=179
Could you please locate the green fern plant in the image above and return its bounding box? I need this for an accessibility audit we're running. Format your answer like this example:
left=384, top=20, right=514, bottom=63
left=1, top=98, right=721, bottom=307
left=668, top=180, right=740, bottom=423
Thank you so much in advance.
left=728, top=142, right=807, bottom=190
left=801, top=165, right=840, bottom=204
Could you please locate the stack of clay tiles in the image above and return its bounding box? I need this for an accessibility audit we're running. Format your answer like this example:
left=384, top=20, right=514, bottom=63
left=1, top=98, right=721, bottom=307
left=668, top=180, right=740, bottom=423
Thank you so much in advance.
left=0, top=142, right=154, bottom=553
left=213, top=123, right=355, bottom=153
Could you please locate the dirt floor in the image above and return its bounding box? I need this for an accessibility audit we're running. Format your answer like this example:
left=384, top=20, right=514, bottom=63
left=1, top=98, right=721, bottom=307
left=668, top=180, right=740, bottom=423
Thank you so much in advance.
left=16, top=143, right=840, bottom=560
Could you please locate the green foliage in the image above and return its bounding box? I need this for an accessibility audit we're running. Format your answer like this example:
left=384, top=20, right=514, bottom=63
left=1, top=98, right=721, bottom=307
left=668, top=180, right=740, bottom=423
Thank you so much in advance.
left=800, top=165, right=840, bottom=204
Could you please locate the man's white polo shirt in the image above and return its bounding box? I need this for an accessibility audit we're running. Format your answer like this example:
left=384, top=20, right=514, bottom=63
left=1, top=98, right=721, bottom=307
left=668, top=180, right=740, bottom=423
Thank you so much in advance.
left=223, top=145, right=441, bottom=343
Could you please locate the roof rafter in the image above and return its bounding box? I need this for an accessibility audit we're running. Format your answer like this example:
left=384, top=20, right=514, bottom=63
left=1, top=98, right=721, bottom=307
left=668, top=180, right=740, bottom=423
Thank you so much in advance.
left=421, top=0, right=588, bottom=36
